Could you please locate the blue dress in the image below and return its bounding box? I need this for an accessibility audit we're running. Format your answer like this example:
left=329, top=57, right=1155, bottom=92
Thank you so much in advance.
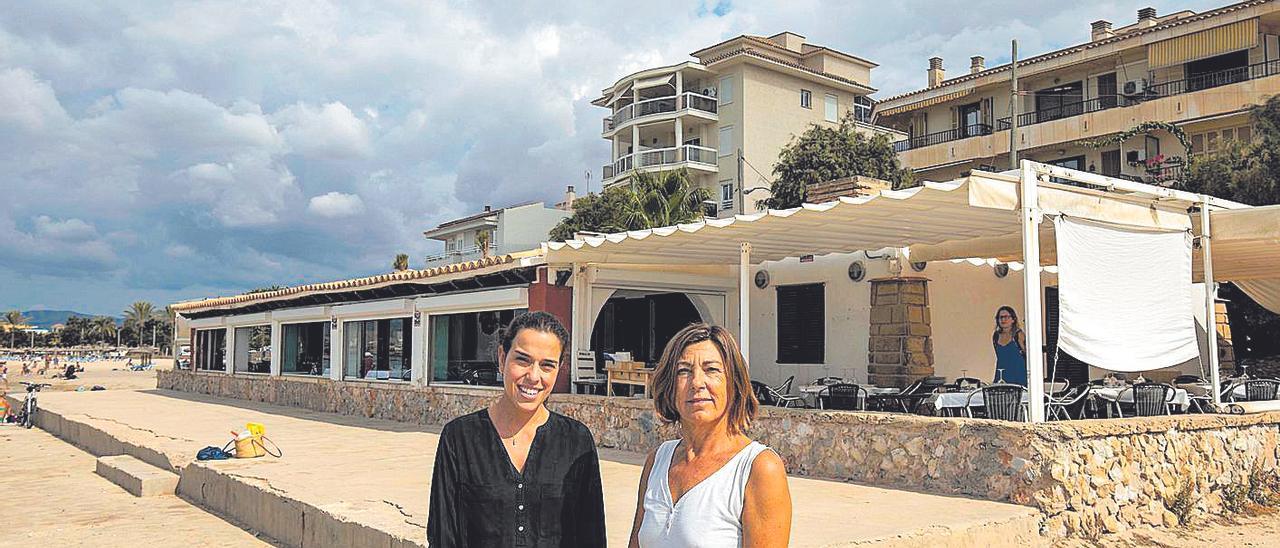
left=994, top=338, right=1027, bottom=386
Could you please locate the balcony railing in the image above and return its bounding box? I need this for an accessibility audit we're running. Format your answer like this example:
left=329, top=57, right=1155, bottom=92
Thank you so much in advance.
left=893, top=124, right=993, bottom=152
left=606, top=92, right=718, bottom=132
left=602, top=145, right=718, bottom=182
left=424, top=243, right=498, bottom=266
left=895, top=58, right=1280, bottom=152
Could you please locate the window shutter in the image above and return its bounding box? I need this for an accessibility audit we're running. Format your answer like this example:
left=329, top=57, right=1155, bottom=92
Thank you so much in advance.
left=777, top=284, right=825, bottom=364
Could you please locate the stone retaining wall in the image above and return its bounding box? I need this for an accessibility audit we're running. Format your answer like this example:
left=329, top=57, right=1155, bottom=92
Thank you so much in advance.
left=159, top=369, right=1280, bottom=536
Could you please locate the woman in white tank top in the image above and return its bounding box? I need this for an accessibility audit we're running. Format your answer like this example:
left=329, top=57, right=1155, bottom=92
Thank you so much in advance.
left=629, top=324, right=792, bottom=548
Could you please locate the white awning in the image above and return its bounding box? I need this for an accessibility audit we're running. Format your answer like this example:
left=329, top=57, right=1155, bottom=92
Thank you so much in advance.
left=1194, top=204, right=1280, bottom=282
left=634, top=74, right=675, bottom=90
left=545, top=171, right=1197, bottom=266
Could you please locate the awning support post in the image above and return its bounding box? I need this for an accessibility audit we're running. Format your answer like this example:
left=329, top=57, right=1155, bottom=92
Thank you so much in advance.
left=739, top=242, right=752, bottom=362
left=1021, top=161, right=1047, bottom=423
left=1201, top=203, right=1222, bottom=406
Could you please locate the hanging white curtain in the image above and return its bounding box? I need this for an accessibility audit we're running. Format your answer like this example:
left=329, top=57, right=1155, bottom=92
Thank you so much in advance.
left=1054, top=216, right=1200, bottom=372
left=1237, top=279, right=1280, bottom=315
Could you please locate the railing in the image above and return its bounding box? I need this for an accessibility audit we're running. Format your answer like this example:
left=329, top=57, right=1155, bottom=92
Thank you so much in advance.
left=424, top=243, right=498, bottom=266
left=896, top=58, right=1280, bottom=152
left=894, top=124, right=993, bottom=152
left=602, top=145, right=718, bottom=182
left=606, top=92, right=718, bottom=132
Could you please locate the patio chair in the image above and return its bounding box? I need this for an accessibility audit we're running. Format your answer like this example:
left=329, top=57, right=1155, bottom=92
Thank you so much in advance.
left=966, top=384, right=1026, bottom=421
left=752, top=380, right=806, bottom=408
left=1115, top=382, right=1175, bottom=417
left=872, top=376, right=947, bottom=413
left=772, top=375, right=796, bottom=396
left=1045, top=384, right=1091, bottom=420
left=1240, top=379, right=1280, bottom=402
left=823, top=383, right=868, bottom=411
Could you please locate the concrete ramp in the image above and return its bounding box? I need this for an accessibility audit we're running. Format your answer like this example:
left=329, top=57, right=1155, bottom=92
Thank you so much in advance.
left=96, top=454, right=180, bottom=497
left=13, top=390, right=1045, bottom=547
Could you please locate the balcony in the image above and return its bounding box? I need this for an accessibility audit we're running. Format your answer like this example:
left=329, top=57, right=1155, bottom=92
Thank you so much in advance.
left=603, top=92, right=718, bottom=134
left=894, top=58, right=1280, bottom=153
left=601, top=145, right=718, bottom=185
left=424, top=243, right=498, bottom=268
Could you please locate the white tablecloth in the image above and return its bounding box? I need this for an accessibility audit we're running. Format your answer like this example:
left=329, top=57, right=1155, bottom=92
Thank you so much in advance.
left=925, top=390, right=1031, bottom=410
left=1091, top=386, right=1191, bottom=410
left=799, top=384, right=900, bottom=408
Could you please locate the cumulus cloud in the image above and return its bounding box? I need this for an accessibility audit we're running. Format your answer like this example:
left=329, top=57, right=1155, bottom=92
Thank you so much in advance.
left=0, top=0, right=1224, bottom=314
left=307, top=191, right=365, bottom=218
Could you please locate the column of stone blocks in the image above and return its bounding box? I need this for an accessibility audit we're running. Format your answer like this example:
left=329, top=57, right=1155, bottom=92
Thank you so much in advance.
left=867, top=277, right=934, bottom=388
left=1215, top=300, right=1236, bottom=375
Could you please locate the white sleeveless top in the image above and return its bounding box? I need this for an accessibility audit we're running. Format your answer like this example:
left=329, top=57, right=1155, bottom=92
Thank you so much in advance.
left=637, top=439, right=770, bottom=548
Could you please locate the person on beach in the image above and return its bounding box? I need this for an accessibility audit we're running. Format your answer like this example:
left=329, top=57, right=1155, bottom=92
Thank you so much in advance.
left=630, top=323, right=792, bottom=548
left=428, top=311, right=605, bottom=547
left=992, top=305, right=1027, bottom=386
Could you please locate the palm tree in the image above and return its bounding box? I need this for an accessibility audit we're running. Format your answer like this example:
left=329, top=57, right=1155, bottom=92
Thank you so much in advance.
left=123, top=301, right=156, bottom=348
left=90, top=316, right=117, bottom=345
left=4, top=310, right=27, bottom=349
left=617, top=169, right=714, bottom=230
left=393, top=253, right=410, bottom=271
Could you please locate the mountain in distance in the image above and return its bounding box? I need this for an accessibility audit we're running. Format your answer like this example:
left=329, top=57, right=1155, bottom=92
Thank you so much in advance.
left=19, top=310, right=120, bottom=330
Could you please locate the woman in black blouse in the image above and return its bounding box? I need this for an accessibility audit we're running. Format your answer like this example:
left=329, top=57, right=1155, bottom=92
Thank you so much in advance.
left=428, top=311, right=606, bottom=547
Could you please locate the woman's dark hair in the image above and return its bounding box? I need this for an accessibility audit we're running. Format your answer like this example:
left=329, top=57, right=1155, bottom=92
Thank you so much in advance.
left=499, top=311, right=570, bottom=362
left=652, top=323, right=758, bottom=435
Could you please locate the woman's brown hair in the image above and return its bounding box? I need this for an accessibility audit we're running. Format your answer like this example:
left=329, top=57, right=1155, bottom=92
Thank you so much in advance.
left=651, top=323, right=759, bottom=435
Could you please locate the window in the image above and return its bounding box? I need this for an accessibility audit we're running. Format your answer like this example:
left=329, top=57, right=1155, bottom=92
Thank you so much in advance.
left=1191, top=126, right=1254, bottom=156
left=233, top=325, right=271, bottom=374
left=281, top=322, right=330, bottom=376
left=429, top=308, right=526, bottom=386
left=718, top=126, right=734, bottom=157
left=719, top=76, right=734, bottom=105
left=824, top=94, right=838, bottom=122
left=343, top=317, right=412, bottom=381
left=776, top=283, right=824, bottom=364
left=959, top=102, right=982, bottom=136
left=853, top=95, right=873, bottom=124
left=1145, top=135, right=1160, bottom=161
left=194, top=328, right=227, bottom=372
left=1101, top=150, right=1122, bottom=177
left=720, top=182, right=734, bottom=213
left=1034, top=81, right=1083, bottom=122
left=800, top=89, right=812, bottom=109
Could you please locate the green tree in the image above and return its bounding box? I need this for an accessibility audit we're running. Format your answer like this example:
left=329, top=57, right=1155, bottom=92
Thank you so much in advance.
left=759, top=114, right=913, bottom=209
left=4, top=310, right=27, bottom=348
left=123, top=301, right=156, bottom=347
left=475, top=230, right=492, bottom=259
left=393, top=253, right=410, bottom=271
left=549, top=169, right=712, bottom=241
left=90, top=316, right=117, bottom=345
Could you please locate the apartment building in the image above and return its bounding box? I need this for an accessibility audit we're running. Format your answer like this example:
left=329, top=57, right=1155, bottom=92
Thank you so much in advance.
left=594, top=32, right=899, bottom=215
left=423, top=193, right=573, bottom=267
left=876, top=1, right=1280, bottom=184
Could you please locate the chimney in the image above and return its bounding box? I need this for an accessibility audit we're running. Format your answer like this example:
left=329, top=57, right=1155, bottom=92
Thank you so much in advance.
left=561, top=185, right=577, bottom=211
left=970, top=56, right=985, bottom=74
left=1137, top=7, right=1157, bottom=28
left=483, top=205, right=492, bottom=212
left=1091, top=20, right=1114, bottom=41
left=927, top=57, right=945, bottom=88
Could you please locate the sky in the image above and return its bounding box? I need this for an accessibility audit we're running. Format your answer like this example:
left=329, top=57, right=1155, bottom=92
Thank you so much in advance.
left=0, top=0, right=1224, bottom=316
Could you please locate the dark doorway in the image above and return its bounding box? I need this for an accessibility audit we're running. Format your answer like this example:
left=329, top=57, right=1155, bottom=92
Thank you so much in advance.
left=1101, top=150, right=1122, bottom=177
left=590, top=292, right=704, bottom=370
left=959, top=102, right=983, bottom=137
left=1097, top=73, right=1118, bottom=109
left=1035, top=81, right=1084, bottom=123
left=1186, top=50, right=1249, bottom=92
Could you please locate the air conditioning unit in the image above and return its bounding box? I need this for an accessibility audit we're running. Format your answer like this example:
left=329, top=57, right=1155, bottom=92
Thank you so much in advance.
left=1126, top=150, right=1143, bottom=164
left=1122, top=78, right=1147, bottom=96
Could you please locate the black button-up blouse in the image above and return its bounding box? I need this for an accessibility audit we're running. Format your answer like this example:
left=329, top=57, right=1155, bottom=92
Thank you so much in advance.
left=427, top=409, right=606, bottom=547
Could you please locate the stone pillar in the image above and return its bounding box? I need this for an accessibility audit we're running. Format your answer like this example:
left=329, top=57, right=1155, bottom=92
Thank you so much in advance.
left=867, top=277, right=934, bottom=388
left=1215, top=299, right=1236, bottom=376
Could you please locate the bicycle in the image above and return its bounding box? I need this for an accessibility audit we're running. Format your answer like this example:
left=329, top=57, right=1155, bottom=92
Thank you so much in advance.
left=16, top=382, right=51, bottom=429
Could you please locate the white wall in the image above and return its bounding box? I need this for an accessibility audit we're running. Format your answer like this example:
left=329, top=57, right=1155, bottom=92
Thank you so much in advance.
left=498, top=204, right=570, bottom=252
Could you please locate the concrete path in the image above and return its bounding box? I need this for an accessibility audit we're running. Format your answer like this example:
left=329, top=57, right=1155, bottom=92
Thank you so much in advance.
left=0, top=423, right=273, bottom=547
left=15, top=389, right=1044, bottom=547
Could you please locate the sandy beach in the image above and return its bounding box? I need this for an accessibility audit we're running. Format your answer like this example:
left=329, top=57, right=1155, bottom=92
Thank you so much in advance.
left=2, top=356, right=172, bottom=395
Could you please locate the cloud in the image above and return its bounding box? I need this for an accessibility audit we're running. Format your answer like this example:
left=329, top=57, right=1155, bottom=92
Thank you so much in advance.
left=307, top=191, right=365, bottom=218
left=0, top=0, right=1227, bottom=314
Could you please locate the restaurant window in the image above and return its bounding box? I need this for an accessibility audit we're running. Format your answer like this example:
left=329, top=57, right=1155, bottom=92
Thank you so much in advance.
left=429, top=308, right=525, bottom=386
left=281, top=322, right=330, bottom=376
left=800, top=89, right=812, bottom=109
left=343, top=317, right=412, bottom=381
left=194, top=328, right=227, bottom=372
left=232, top=325, right=271, bottom=374
left=824, top=94, right=838, bottom=122
left=777, top=283, right=824, bottom=364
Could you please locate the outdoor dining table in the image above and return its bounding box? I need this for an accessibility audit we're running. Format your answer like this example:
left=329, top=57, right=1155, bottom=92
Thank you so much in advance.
left=924, top=389, right=1031, bottom=415
left=798, top=384, right=900, bottom=409
left=1090, top=386, right=1192, bottom=412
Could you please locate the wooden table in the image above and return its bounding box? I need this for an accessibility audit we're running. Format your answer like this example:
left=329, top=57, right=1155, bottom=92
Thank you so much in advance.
left=605, top=365, right=654, bottom=397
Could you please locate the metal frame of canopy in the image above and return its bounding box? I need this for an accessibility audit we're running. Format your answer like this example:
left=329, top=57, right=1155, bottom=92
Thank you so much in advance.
left=545, top=161, right=1254, bottom=421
